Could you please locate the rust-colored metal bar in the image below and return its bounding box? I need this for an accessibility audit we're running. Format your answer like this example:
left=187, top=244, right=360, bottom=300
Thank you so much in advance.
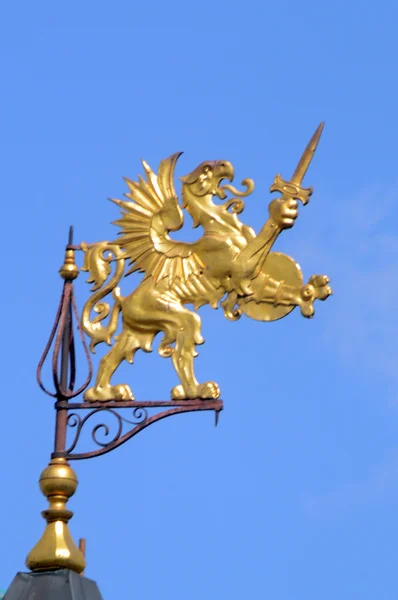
left=79, top=538, right=86, bottom=575
left=63, top=401, right=223, bottom=461
left=56, top=399, right=223, bottom=409
left=53, top=306, right=70, bottom=453
left=53, top=228, right=74, bottom=455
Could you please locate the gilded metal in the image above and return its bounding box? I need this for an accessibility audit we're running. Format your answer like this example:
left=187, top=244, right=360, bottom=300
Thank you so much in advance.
left=80, top=124, right=331, bottom=402
left=59, top=226, right=80, bottom=281
left=26, top=458, right=86, bottom=574
left=269, top=122, right=324, bottom=205
left=59, top=248, right=79, bottom=280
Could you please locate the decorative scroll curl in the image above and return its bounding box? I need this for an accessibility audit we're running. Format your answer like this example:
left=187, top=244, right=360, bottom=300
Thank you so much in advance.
left=216, top=178, right=255, bottom=214
left=66, top=406, right=148, bottom=454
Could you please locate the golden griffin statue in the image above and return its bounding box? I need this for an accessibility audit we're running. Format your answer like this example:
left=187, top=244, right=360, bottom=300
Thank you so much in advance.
left=81, top=123, right=331, bottom=402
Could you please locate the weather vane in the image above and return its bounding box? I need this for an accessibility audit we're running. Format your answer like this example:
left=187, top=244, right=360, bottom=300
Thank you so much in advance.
left=26, top=123, right=331, bottom=577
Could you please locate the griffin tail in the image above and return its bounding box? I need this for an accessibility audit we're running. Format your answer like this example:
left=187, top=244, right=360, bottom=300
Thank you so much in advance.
left=81, top=241, right=125, bottom=352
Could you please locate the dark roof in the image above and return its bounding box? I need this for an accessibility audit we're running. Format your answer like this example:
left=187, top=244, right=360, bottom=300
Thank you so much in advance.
left=4, top=569, right=103, bottom=600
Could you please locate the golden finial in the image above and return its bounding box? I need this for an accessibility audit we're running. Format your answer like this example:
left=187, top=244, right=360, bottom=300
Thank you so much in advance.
left=59, top=226, right=79, bottom=280
left=26, top=458, right=85, bottom=573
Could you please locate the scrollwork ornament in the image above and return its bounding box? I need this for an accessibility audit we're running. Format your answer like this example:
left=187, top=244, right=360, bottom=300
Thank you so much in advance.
left=65, top=406, right=149, bottom=455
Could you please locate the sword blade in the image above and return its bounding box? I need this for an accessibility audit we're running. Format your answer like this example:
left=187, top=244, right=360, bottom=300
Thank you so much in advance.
left=291, top=122, right=324, bottom=185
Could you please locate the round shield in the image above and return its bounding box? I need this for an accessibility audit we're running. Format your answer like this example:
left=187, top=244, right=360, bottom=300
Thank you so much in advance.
left=238, top=252, right=303, bottom=322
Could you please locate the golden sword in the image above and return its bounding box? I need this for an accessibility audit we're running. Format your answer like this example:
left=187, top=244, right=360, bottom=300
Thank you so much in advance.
left=270, top=122, right=324, bottom=205
left=252, top=123, right=325, bottom=278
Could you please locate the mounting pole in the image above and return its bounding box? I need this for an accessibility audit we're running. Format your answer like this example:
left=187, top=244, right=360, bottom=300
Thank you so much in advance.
left=26, top=228, right=85, bottom=574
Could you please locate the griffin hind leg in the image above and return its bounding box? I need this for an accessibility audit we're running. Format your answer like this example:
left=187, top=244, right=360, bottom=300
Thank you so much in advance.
left=84, top=328, right=154, bottom=402
left=158, top=305, right=220, bottom=400
left=109, top=277, right=220, bottom=400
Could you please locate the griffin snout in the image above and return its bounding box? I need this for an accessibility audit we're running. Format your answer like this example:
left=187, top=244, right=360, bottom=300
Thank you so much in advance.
left=214, top=160, right=234, bottom=184
left=213, top=161, right=235, bottom=199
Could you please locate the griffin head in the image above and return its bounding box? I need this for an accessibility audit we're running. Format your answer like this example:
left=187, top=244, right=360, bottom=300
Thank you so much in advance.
left=180, top=160, right=235, bottom=203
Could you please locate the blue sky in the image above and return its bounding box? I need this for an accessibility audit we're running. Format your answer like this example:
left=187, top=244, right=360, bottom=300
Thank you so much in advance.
left=1, top=1, right=398, bottom=598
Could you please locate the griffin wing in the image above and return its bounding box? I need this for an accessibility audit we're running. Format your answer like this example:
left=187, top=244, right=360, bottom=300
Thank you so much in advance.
left=111, top=153, right=207, bottom=287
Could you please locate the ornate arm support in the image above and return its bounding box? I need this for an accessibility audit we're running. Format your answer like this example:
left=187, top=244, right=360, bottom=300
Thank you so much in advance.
left=27, top=230, right=222, bottom=575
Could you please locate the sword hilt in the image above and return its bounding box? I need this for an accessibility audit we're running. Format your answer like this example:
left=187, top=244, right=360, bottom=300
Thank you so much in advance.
left=270, top=174, right=313, bottom=206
